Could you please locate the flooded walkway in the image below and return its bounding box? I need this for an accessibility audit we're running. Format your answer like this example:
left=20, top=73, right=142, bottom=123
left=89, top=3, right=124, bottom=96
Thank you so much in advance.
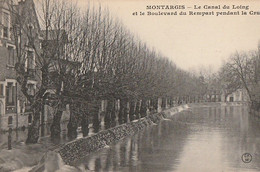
left=74, top=105, right=260, bottom=172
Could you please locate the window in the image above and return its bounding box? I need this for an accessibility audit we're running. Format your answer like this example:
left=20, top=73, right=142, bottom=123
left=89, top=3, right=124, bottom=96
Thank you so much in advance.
left=28, top=24, right=34, bottom=31
left=0, top=84, right=3, bottom=96
left=6, top=82, right=16, bottom=106
left=8, top=116, right=13, bottom=125
left=8, top=46, right=15, bottom=66
left=3, top=12, right=9, bottom=38
left=27, top=50, right=35, bottom=77
left=0, top=102, right=2, bottom=115
left=28, top=114, right=32, bottom=124
left=236, top=91, right=240, bottom=97
left=27, top=83, right=35, bottom=96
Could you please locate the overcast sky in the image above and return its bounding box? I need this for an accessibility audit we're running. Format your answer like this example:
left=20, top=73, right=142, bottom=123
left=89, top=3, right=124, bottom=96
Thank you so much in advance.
left=77, top=0, right=260, bottom=72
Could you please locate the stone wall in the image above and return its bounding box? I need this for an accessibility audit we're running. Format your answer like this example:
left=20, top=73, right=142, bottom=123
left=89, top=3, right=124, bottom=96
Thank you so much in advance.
left=56, top=105, right=189, bottom=165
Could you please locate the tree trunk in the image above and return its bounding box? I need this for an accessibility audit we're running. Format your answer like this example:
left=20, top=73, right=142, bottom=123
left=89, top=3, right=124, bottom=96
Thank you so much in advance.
left=104, top=99, right=112, bottom=129
left=81, top=114, right=89, bottom=137
left=26, top=106, right=41, bottom=144
left=149, top=99, right=153, bottom=112
left=123, top=101, right=128, bottom=123
left=110, top=99, right=116, bottom=127
left=169, top=97, right=173, bottom=107
left=118, top=99, right=123, bottom=124
left=41, top=105, right=45, bottom=137
left=118, top=98, right=128, bottom=124
left=153, top=97, right=158, bottom=112
left=129, top=100, right=135, bottom=121
left=135, top=100, right=140, bottom=119
left=67, top=105, right=78, bottom=140
left=92, top=103, right=100, bottom=133
left=50, top=110, right=63, bottom=140
left=140, top=99, right=147, bottom=118
left=26, top=65, right=49, bottom=144
left=67, top=115, right=78, bottom=140
left=161, top=97, right=166, bottom=110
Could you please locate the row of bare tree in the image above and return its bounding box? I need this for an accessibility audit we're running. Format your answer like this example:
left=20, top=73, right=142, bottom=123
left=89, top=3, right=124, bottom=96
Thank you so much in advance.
left=8, top=0, right=206, bottom=144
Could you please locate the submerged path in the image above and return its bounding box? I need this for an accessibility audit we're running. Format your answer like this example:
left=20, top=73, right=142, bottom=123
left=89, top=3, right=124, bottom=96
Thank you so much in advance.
left=73, top=104, right=260, bottom=172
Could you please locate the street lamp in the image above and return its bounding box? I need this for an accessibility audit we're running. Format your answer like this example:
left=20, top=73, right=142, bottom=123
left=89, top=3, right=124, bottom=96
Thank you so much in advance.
left=7, top=123, right=13, bottom=150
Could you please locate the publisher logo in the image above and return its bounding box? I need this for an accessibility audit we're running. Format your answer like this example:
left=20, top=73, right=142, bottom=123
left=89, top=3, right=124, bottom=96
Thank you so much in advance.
left=241, top=153, right=252, bottom=163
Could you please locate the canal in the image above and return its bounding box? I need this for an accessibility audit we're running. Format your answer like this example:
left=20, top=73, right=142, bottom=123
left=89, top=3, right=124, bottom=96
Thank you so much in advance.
left=73, top=104, right=260, bottom=172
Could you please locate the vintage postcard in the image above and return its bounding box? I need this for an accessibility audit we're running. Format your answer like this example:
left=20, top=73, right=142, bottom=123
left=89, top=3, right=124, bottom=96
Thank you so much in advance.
left=0, top=0, right=260, bottom=171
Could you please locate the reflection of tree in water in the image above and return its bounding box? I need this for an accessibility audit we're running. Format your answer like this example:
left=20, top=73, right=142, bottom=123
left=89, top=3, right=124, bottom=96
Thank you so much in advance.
left=246, top=112, right=260, bottom=168
left=73, top=110, right=192, bottom=171
left=94, top=158, right=101, bottom=172
left=119, top=142, right=127, bottom=166
left=133, top=119, right=191, bottom=172
left=129, top=136, right=139, bottom=168
left=104, top=145, right=113, bottom=171
left=72, top=106, right=260, bottom=171
left=214, top=105, right=260, bottom=171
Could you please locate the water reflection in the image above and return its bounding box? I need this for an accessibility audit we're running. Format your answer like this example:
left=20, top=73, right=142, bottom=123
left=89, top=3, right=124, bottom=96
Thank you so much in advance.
left=75, top=105, right=260, bottom=172
left=0, top=122, right=69, bottom=148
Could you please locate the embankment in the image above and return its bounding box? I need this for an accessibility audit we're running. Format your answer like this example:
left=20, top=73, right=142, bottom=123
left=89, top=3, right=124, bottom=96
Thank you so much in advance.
left=29, top=104, right=189, bottom=172
left=56, top=104, right=189, bottom=165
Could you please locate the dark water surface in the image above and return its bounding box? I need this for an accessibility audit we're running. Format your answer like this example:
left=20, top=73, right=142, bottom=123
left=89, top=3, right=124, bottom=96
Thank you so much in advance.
left=75, top=105, right=260, bottom=172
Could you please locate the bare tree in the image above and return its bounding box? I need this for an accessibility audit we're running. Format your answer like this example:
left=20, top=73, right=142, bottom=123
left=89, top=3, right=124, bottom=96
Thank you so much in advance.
left=9, top=0, right=84, bottom=143
left=9, top=0, right=209, bottom=144
left=218, top=62, right=241, bottom=102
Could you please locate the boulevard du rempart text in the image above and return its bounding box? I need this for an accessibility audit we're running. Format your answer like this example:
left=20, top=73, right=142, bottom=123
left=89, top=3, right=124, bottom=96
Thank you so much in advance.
left=132, top=4, right=260, bottom=16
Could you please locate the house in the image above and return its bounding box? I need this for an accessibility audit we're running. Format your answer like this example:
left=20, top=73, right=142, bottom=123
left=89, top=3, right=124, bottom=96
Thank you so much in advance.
left=221, top=88, right=249, bottom=102
left=0, top=0, right=40, bottom=131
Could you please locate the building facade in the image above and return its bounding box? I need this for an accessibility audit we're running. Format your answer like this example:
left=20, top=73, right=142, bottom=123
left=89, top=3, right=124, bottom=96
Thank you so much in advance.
left=0, top=0, right=39, bottom=131
left=221, top=88, right=249, bottom=102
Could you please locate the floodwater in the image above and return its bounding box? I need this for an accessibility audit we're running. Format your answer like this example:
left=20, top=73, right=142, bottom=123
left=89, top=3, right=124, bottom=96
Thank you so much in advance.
left=74, top=105, right=260, bottom=172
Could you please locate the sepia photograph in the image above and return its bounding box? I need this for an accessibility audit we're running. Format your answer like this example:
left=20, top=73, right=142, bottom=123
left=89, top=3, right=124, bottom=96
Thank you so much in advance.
left=0, top=0, right=260, bottom=171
